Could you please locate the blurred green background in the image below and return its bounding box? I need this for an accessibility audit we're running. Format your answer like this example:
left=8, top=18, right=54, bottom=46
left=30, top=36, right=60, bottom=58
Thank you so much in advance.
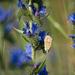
left=0, top=0, right=75, bottom=75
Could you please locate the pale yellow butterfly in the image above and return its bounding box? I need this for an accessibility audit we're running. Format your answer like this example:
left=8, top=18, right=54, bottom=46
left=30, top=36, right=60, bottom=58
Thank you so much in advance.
left=44, top=35, right=52, bottom=52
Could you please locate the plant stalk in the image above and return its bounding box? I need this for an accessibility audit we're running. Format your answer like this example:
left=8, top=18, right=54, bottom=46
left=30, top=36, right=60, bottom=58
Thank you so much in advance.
left=29, top=0, right=35, bottom=61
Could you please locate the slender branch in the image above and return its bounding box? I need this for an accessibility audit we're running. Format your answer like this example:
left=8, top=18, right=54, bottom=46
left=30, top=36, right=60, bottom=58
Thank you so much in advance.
left=29, top=0, right=35, bottom=61
left=2, top=40, right=6, bottom=70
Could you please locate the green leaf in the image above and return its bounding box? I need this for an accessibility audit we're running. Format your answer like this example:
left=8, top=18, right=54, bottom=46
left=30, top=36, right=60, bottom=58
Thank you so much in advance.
left=16, top=8, right=28, bottom=21
left=22, top=35, right=31, bottom=43
left=35, top=59, right=46, bottom=74
left=33, top=16, right=43, bottom=27
left=13, top=27, right=23, bottom=34
left=30, top=59, right=46, bottom=75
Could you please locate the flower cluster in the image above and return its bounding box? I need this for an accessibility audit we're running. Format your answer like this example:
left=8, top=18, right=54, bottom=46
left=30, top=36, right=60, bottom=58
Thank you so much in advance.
left=69, top=35, right=75, bottom=48
left=13, top=0, right=52, bottom=74
left=22, top=21, right=39, bottom=37
left=29, top=3, right=47, bottom=16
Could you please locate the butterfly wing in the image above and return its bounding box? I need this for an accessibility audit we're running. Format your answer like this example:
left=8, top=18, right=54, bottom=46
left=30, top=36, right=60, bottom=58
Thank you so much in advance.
left=44, top=35, right=52, bottom=52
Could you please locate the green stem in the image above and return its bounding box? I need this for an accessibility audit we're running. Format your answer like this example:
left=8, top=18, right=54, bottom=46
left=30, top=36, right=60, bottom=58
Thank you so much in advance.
left=32, top=46, right=35, bottom=61
left=29, top=0, right=35, bottom=61
left=3, top=40, right=6, bottom=62
left=0, top=24, right=2, bottom=50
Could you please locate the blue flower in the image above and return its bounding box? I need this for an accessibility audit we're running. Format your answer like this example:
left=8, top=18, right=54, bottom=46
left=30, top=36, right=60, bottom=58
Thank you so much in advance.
left=73, top=40, right=75, bottom=43
left=73, top=44, right=75, bottom=48
left=26, top=29, right=31, bottom=37
left=69, top=11, right=75, bottom=23
left=17, top=0, right=26, bottom=9
left=4, top=23, right=13, bottom=34
left=0, top=6, right=13, bottom=23
left=68, top=35, right=75, bottom=39
left=0, top=6, right=6, bottom=22
left=10, top=47, right=32, bottom=67
left=39, top=31, right=49, bottom=42
left=38, top=5, right=47, bottom=16
left=25, top=21, right=30, bottom=29
left=29, top=3, right=37, bottom=15
left=29, top=4, right=47, bottom=16
left=23, top=22, right=39, bottom=36
left=22, top=28, right=26, bottom=34
left=31, top=22, right=39, bottom=34
left=38, top=66, right=48, bottom=75
left=25, top=44, right=32, bottom=57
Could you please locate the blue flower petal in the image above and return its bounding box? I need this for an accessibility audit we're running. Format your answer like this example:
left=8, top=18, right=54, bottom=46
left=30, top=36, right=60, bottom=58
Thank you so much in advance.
left=26, top=29, right=31, bottom=37
left=22, top=28, right=26, bottom=34
left=17, top=0, right=26, bottom=9
left=38, top=66, right=48, bottom=75
left=0, top=6, right=13, bottom=23
left=73, top=40, right=75, bottom=43
left=38, top=5, right=46, bottom=16
left=46, top=32, right=49, bottom=35
left=31, top=22, right=39, bottom=34
left=73, top=44, right=75, bottom=48
left=25, top=44, right=32, bottom=57
left=29, top=3, right=37, bottom=15
left=68, top=35, right=75, bottom=39
left=69, top=11, right=75, bottom=23
left=25, top=21, right=30, bottom=29
left=39, top=31, right=45, bottom=42
left=10, top=47, right=32, bottom=67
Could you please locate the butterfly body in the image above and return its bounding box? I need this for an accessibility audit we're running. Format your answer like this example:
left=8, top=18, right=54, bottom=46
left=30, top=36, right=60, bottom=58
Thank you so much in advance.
left=44, top=35, right=52, bottom=52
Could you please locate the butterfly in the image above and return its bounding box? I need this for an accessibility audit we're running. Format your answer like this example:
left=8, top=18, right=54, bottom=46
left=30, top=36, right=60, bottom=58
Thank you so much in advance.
left=44, top=35, right=52, bottom=52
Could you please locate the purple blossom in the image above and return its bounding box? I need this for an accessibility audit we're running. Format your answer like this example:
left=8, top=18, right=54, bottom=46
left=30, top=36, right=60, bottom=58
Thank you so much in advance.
left=23, top=28, right=26, bottom=34
left=10, top=47, right=32, bottom=67
left=26, top=29, right=31, bottom=37
left=73, top=40, right=75, bottom=43
left=0, top=6, right=13, bottom=23
left=25, top=44, right=32, bottom=57
left=17, top=0, right=26, bottom=9
left=25, top=21, right=30, bottom=29
left=68, top=35, right=75, bottom=39
left=39, top=31, right=49, bottom=42
left=29, top=3, right=37, bottom=15
left=73, top=44, right=75, bottom=48
left=69, top=11, right=75, bottom=24
left=23, top=22, right=39, bottom=36
left=29, top=4, right=47, bottom=16
left=38, top=5, right=47, bottom=16
left=31, top=22, right=39, bottom=34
